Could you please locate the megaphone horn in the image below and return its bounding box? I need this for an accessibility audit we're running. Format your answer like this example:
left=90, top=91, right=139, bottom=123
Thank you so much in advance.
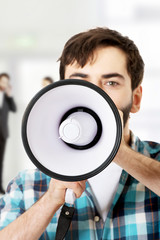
left=22, top=79, right=122, bottom=239
left=22, top=79, right=122, bottom=183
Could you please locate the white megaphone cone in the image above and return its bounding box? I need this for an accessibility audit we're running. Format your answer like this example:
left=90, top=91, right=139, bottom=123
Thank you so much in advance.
left=21, top=79, right=122, bottom=235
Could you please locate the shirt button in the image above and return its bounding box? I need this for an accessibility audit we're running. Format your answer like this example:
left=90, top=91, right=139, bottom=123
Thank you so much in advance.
left=94, top=216, right=100, bottom=222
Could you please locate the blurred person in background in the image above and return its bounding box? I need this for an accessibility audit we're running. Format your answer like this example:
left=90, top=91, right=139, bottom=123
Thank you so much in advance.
left=42, top=76, right=54, bottom=88
left=0, top=73, right=17, bottom=194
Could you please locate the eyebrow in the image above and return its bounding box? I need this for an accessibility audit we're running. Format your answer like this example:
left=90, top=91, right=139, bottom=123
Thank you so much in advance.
left=102, top=73, right=125, bottom=80
left=69, top=73, right=89, bottom=78
left=69, top=72, right=125, bottom=80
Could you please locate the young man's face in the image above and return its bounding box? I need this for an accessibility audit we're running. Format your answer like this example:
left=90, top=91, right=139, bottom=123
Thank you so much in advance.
left=64, top=46, right=142, bottom=126
left=0, top=76, right=9, bottom=91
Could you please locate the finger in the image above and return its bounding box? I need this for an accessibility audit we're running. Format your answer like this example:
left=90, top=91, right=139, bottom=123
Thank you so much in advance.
left=78, top=180, right=87, bottom=192
left=69, top=181, right=86, bottom=198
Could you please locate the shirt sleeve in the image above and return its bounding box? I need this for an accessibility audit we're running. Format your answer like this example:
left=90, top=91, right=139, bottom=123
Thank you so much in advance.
left=5, top=94, right=17, bottom=112
left=150, top=142, right=160, bottom=161
left=0, top=174, right=25, bottom=230
left=143, top=141, right=160, bottom=162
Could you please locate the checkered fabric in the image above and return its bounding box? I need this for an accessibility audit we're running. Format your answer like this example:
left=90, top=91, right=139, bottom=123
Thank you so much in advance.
left=0, top=132, right=160, bottom=239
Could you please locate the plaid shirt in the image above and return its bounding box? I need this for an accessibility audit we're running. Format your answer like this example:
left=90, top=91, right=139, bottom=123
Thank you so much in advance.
left=0, top=133, right=160, bottom=239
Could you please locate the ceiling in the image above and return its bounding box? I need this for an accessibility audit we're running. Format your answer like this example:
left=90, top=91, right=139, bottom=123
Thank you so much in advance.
left=0, top=0, right=160, bottom=60
left=0, top=0, right=101, bottom=55
left=0, top=0, right=160, bottom=68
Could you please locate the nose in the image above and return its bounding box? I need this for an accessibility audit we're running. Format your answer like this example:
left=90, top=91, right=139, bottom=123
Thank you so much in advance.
left=87, top=78, right=102, bottom=89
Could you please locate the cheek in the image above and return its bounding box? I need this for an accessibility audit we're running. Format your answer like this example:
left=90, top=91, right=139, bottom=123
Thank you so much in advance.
left=105, top=93, right=123, bottom=110
left=107, top=92, right=132, bottom=111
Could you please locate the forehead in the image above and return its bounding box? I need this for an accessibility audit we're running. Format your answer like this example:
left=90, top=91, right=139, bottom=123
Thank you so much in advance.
left=91, top=46, right=127, bottom=62
left=0, top=76, right=9, bottom=82
left=65, top=46, right=128, bottom=73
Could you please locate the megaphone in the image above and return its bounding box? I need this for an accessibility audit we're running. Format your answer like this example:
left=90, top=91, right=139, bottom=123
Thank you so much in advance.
left=22, top=79, right=122, bottom=183
left=21, top=79, right=122, bottom=239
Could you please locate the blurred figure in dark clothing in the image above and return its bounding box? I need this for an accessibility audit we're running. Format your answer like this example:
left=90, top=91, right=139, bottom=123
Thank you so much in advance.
left=0, top=73, right=17, bottom=194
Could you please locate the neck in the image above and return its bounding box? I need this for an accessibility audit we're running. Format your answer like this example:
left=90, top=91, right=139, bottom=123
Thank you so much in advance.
left=124, top=120, right=131, bottom=145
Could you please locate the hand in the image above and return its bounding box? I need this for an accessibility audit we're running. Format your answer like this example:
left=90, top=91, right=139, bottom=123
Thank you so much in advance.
left=5, top=84, right=12, bottom=97
left=113, top=110, right=160, bottom=196
left=46, top=179, right=86, bottom=207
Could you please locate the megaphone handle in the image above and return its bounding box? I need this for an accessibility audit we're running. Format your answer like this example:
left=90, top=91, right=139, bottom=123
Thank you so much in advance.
left=55, top=204, right=75, bottom=240
left=65, top=188, right=76, bottom=205
left=55, top=189, right=76, bottom=240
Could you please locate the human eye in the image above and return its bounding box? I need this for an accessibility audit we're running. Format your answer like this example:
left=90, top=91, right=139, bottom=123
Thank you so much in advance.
left=106, top=81, right=118, bottom=86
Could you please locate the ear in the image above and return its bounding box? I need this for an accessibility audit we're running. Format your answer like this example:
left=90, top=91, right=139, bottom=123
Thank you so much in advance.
left=130, top=85, right=142, bottom=113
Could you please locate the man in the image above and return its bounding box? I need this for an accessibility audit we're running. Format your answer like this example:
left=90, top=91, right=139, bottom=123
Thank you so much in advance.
left=42, top=76, right=54, bottom=88
left=0, top=28, right=160, bottom=239
left=0, top=73, right=17, bottom=194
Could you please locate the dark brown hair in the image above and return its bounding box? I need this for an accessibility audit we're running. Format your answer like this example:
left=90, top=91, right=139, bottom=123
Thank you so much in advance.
left=58, top=27, right=144, bottom=90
